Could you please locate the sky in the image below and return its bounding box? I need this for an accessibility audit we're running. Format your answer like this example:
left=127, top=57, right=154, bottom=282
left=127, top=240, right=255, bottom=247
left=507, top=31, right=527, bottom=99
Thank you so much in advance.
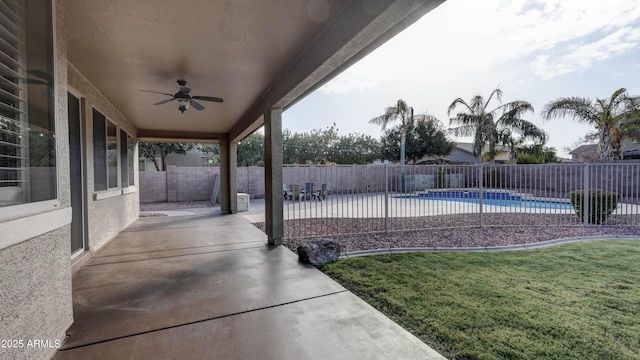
left=282, top=0, right=640, bottom=157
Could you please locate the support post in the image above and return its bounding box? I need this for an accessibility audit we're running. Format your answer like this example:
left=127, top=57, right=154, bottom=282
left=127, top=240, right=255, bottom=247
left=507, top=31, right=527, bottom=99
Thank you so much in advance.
left=264, top=108, right=284, bottom=246
left=220, top=134, right=237, bottom=214
left=478, top=163, right=484, bottom=229
left=583, top=162, right=590, bottom=226
left=384, top=164, right=389, bottom=234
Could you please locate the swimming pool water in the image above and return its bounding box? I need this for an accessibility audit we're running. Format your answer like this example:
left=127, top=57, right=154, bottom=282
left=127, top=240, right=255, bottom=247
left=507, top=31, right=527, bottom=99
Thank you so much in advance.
left=400, top=190, right=574, bottom=210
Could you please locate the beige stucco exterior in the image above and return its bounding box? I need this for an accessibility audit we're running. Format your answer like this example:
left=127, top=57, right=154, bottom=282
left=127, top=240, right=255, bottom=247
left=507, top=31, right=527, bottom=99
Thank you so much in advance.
left=67, top=64, right=140, bottom=251
left=0, top=2, right=73, bottom=359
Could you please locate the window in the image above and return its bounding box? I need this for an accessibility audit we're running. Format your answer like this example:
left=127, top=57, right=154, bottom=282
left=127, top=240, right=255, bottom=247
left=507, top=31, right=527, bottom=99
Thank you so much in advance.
left=107, top=120, right=117, bottom=188
left=120, top=129, right=135, bottom=187
left=93, top=110, right=119, bottom=191
left=127, top=135, right=134, bottom=186
left=92, top=109, right=106, bottom=191
left=0, top=0, right=55, bottom=208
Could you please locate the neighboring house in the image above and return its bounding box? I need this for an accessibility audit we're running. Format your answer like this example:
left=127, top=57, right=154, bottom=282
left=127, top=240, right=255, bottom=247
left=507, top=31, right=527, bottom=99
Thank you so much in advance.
left=418, top=142, right=510, bottom=164
left=570, top=141, right=640, bottom=162
left=623, top=142, right=640, bottom=160
left=569, top=144, right=599, bottom=162
left=0, top=2, right=442, bottom=359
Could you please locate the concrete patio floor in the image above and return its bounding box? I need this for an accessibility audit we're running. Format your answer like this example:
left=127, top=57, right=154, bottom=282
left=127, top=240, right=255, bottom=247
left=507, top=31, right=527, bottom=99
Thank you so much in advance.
left=54, top=212, right=444, bottom=360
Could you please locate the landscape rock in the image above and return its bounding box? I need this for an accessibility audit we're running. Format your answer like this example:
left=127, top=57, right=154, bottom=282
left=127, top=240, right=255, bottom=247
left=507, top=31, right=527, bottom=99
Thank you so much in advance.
left=297, top=238, right=341, bottom=266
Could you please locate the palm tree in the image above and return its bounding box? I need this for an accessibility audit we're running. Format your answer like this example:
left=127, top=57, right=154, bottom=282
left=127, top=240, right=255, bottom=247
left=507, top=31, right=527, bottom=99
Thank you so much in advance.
left=499, top=127, right=547, bottom=164
left=448, top=88, right=535, bottom=163
left=541, top=88, right=640, bottom=161
left=369, top=99, right=416, bottom=167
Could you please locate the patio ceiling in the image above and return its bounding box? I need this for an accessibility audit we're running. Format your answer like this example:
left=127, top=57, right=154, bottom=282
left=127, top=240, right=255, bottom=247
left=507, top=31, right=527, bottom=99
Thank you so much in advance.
left=63, top=0, right=445, bottom=142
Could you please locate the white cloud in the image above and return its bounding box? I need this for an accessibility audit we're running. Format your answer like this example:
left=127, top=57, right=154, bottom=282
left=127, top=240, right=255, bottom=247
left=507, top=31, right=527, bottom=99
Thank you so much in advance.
left=320, top=0, right=640, bottom=95
left=531, top=27, right=640, bottom=79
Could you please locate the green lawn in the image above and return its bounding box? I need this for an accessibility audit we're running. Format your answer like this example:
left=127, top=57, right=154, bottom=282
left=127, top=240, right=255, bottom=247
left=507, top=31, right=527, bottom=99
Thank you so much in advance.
left=321, top=241, right=640, bottom=360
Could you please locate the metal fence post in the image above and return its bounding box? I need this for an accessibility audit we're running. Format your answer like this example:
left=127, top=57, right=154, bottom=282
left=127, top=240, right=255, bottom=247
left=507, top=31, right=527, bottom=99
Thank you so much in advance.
left=478, top=162, right=484, bottom=229
left=583, top=162, right=590, bottom=226
left=384, top=164, right=389, bottom=234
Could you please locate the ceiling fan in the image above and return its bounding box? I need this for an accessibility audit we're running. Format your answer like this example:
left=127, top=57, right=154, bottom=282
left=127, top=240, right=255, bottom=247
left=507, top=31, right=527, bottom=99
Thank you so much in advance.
left=139, top=79, right=223, bottom=113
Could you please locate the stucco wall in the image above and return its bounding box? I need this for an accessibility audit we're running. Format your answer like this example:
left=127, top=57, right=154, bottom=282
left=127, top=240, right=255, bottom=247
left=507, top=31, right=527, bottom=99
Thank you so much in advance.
left=67, top=63, right=140, bottom=251
left=0, top=2, right=74, bottom=359
left=0, top=227, right=73, bottom=360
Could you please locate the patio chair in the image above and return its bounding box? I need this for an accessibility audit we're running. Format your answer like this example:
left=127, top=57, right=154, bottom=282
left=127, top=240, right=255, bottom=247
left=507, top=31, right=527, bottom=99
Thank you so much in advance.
left=303, top=182, right=314, bottom=200
left=312, top=183, right=327, bottom=201
left=288, top=184, right=302, bottom=201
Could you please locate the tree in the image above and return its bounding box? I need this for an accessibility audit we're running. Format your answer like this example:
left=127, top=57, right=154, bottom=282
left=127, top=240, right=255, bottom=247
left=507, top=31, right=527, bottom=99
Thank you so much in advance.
left=237, top=133, right=264, bottom=166
left=380, top=116, right=454, bottom=163
left=329, top=133, right=380, bottom=164
left=516, top=145, right=558, bottom=164
left=498, top=125, right=547, bottom=165
left=541, top=88, right=640, bottom=161
left=139, top=142, right=194, bottom=171
left=196, top=143, right=220, bottom=166
left=282, top=125, right=339, bottom=164
left=448, top=88, right=535, bottom=163
left=369, top=99, right=415, bottom=167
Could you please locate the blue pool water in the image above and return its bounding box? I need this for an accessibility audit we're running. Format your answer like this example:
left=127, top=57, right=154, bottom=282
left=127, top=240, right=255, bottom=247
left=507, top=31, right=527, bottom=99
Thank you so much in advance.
left=399, top=190, right=574, bottom=210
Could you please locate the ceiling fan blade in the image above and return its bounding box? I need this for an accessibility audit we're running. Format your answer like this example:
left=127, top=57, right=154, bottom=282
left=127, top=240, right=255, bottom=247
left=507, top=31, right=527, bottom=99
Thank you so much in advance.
left=139, top=90, right=174, bottom=96
left=190, top=100, right=205, bottom=110
left=192, top=95, right=223, bottom=103
left=154, top=98, right=175, bottom=105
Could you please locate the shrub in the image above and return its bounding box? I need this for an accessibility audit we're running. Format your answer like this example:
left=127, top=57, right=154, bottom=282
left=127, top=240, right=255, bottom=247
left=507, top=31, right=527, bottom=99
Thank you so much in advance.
left=568, top=189, right=620, bottom=224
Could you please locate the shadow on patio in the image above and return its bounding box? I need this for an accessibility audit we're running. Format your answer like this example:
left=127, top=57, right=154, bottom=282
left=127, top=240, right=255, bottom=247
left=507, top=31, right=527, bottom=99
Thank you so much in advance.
left=54, top=212, right=444, bottom=359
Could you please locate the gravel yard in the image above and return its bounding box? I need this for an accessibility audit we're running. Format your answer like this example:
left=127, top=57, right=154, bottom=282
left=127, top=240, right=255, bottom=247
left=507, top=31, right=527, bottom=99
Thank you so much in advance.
left=139, top=201, right=640, bottom=254
left=253, top=213, right=640, bottom=254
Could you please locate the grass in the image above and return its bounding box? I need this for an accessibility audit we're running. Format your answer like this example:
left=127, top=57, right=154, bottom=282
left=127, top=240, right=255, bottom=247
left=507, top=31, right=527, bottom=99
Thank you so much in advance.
left=321, top=240, right=640, bottom=360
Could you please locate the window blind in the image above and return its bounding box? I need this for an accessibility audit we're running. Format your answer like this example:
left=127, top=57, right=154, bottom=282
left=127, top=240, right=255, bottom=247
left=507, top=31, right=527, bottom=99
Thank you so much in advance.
left=0, top=0, right=25, bottom=189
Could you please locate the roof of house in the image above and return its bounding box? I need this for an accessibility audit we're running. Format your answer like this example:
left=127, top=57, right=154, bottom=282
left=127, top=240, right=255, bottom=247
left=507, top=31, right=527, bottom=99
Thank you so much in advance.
left=569, top=144, right=597, bottom=155
left=454, top=142, right=510, bottom=161
left=624, top=147, right=640, bottom=159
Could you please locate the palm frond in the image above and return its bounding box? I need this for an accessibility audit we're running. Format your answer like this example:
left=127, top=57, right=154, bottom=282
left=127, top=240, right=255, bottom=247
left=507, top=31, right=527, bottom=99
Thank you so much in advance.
left=447, top=97, right=472, bottom=116
left=369, top=104, right=400, bottom=129
left=608, top=87, right=628, bottom=110
left=450, top=113, right=479, bottom=126
left=448, top=124, right=477, bottom=138
left=483, top=87, right=503, bottom=113
left=541, top=97, right=598, bottom=124
left=470, top=95, right=485, bottom=114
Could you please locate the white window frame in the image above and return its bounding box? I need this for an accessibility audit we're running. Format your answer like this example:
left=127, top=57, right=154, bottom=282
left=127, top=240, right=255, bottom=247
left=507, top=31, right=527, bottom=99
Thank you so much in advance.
left=0, top=0, right=65, bottom=248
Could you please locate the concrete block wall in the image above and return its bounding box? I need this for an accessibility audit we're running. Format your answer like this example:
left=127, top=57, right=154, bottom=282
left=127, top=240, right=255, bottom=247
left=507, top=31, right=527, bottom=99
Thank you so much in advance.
left=174, top=167, right=219, bottom=201
left=140, top=163, right=640, bottom=203
left=140, top=171, right=168, bottom=203
left=237, top=167, right=265, bottom=198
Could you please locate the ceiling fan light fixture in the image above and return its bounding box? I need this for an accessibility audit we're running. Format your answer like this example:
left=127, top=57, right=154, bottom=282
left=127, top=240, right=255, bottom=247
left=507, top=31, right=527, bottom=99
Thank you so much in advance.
left=177, top=98, right=190, bottom=113
left=140, top=79, right=223, bottom=113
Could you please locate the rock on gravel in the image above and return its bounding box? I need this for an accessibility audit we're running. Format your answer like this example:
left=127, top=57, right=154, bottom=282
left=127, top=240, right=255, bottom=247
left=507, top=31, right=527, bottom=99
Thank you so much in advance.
left=297, top=238, right=341, bottom=266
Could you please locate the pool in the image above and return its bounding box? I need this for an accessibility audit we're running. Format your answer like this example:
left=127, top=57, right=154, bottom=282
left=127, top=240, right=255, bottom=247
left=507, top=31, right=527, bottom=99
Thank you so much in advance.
left=399, top=190, right=574, bottom=210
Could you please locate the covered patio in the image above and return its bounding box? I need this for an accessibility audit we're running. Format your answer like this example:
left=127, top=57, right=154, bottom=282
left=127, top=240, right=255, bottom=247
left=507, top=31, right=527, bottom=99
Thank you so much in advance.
left=63, top=0, right=447, bottom=246
left=54, top=212, right=444, bottom=359
left=0, top=1, right=450, bottom=359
